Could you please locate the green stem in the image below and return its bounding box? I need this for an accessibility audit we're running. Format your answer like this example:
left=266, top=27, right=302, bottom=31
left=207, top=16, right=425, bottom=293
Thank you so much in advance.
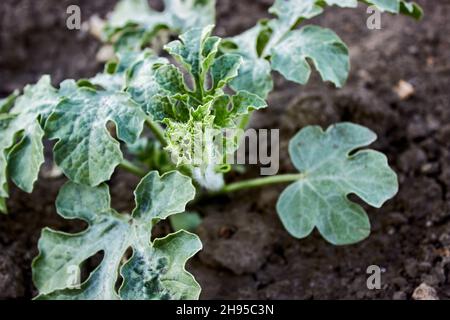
left=195, top=73, right=205, bottom=101
left=145, top=116, right=167, bottom=147
left=213, top=173, right=304, bottom=195
left=119, top=159, right=147, bottom=177
left=238, top=111, right=253, bottom=131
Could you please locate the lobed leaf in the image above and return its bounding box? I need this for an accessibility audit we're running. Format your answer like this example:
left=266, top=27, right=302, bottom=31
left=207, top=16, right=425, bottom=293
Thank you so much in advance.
left=276, top=123, right=398, bottom=245
left=267, top=0, right=421, bottom=41
left=271, top=25, right=349, bottom=88
left=225, top=0, right=422, bottom=98
left=89, top=48, right=160, bottom=93
left=45, top=86, right=146, bottom=186
left=126, top=26, right=266, bottom=191
left=0, top=76, right=61, bottom=212
left=32, top=171, right=201, bottom=300
left=225, top=23, right=274, bottom=98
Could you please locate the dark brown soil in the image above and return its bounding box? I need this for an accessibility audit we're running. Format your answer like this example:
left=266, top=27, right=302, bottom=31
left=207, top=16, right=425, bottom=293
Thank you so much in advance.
left=1, top=0, right=449, bottom=300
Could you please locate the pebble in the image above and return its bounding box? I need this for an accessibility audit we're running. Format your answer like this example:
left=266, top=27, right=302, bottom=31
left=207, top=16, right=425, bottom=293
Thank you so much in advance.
left=412, top=283, right=439, bottom=300
left=394, top=80, right=415, bottom=100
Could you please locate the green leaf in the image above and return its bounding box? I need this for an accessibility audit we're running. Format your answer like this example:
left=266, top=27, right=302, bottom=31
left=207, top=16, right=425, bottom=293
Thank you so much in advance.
left=369, top=0, right=423, bottom=19
left=0, top=76, right=60, bottom=201
left=45, top=87, right=145, bottom=186
left=266, top=0, right=422, bottom=44
left=104, top=0, right=216, bottom=50
left=213, top=91, right=267, bottom=127
left=89, top=48, right=160, bottom=93
left=165, top=25, right=220, bottom=85
left=32, top=171, right=201, bottom=300
left=276, top=123, right=398, bottom=245
left=226, top=23, right=274, bottom=98
left=125, top=51, right=177, bottom=120
left=267, top=0, right=422, bottom=36
left=226, top=0, right=421, bottom=97
left=119, top=230, right=201, bottom=299
left=210, top=54, right=242, bottom=91
left=126, top=26, right=267, bottom=191
left=271, top=25, right=349, bottom=88
left=89, top=73, right=125, bottom=92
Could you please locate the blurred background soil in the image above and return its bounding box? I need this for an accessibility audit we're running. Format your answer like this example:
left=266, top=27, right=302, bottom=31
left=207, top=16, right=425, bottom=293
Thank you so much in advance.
left=0, top=0, right=449, bottom=300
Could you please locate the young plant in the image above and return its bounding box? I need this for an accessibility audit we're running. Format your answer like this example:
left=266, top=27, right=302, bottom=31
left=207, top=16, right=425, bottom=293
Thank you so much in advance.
left=0, top=0, right=421, bottom=299
left=126, top=25, right=267, bottom=189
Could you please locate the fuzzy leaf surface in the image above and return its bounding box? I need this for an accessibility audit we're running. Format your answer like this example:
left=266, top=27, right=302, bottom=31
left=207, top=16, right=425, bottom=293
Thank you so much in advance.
left=271, top=25, right=349, bottom=88
left=45, top=87, right=145, bottom=186
left=33, top=171, right=201, bottom=300
left=225, top=23, right=274, bottom=98
left=163, top=26, right=266, bottom=189
left=276, top=123, right=398, bottom=245
left=0, top=76, right=60, bottom=207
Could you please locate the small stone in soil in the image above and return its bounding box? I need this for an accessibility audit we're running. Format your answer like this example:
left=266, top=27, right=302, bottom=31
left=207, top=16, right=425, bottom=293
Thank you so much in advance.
left=412, top=283, right=439, bottom=300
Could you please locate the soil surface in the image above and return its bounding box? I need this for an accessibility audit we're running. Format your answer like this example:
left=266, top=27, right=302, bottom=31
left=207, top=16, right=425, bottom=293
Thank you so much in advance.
left=1, top=0, right=450, bottom=300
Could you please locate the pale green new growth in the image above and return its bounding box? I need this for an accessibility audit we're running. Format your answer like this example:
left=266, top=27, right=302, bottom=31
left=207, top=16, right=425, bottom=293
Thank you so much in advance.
left=0, top=76, right=61, bottom=212
left=126, top=25, right=266, bottom=190
left=32, top=171, right=201, bottom=300
left=276, top=123, right=398, bottom=245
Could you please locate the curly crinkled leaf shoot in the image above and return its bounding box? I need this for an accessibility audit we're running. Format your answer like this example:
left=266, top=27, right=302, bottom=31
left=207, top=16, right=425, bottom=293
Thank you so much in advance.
left=126, top=25, right=267, bottom=190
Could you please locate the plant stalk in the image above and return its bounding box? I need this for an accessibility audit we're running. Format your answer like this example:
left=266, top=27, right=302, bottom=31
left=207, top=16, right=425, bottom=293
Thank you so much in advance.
left=213, top=173, right=305, bottom=195
left=145, top=116, right=167, bottom=147
left=119, top=159, right=147, bottom=177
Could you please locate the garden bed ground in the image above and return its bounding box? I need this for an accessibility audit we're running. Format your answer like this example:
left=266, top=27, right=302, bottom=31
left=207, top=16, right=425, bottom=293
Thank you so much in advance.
left=0, top=0, right=449, bottom=299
